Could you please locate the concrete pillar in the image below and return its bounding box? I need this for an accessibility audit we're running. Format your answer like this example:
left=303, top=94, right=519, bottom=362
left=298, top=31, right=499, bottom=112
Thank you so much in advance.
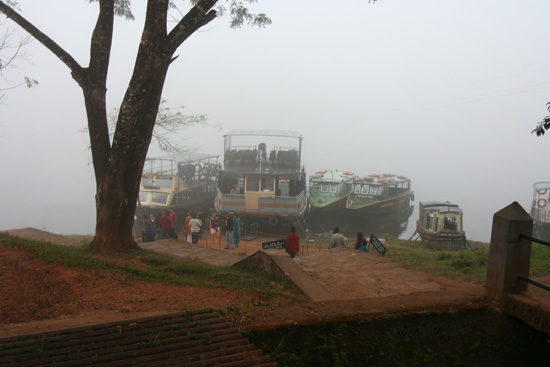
left=486, top=202, right=533, bottom=300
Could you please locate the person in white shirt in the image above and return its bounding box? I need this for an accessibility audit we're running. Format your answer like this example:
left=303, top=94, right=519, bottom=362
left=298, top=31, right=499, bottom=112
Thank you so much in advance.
left=328, top=226, right=346, bottom=249
left=189, top=214, right=202, bottom=244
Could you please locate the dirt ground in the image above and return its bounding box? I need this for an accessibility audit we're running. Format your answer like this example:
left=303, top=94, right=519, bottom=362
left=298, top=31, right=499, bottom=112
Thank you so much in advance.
left=0, top=228, right=489, bottom=338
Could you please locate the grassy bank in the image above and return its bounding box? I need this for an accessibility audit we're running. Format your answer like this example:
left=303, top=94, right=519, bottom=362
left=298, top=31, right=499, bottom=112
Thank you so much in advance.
left=0, top=234, right=305, bottom=301
left=300, top=235, right=549, bottom=285
left=384, top=239, right=550, bottom=284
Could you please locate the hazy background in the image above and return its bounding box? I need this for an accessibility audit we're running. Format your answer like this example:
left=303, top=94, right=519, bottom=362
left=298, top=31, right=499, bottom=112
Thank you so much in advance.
left=1, top=0, right=549, bottom=242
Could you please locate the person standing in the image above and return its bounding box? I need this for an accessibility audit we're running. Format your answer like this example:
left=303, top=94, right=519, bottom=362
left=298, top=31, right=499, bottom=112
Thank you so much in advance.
left=233, top=213, right=241, bottom=247
left=189, top=214, right=202, bottom=244
left=154, top=210, right=163, bottom=240
left=224, top=212, right=234, bottom=249
left=145, top=213, right=158, bottom=242
left=168, top=208, right=178, bottom=239
left=328, top=226, right=346, bottom=249
left=210, top=213, right=220, bottom=245
left=286, top=226, right=300, bottom=258
left=184, top=211, right=192, bottom=243
left=159, top=209, right=173, bottom=240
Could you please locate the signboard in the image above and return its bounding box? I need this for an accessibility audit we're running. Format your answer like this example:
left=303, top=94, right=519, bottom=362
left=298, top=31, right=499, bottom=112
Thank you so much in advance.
left=262, top=239, right=286, bottom=250
left=369, top=234, right=387, bottom=255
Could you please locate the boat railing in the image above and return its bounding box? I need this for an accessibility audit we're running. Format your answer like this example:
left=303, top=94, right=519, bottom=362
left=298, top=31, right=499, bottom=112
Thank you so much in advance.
left=215, top=188, right=306, bottom=216
left=258, top=190, right=306, bottom=215
left=531, top=206, right=550, bottom=223
left=517, top=233, right=550, bottom=292
left=215, top=188, right=245, bottom=213
left=143, top=157, right=219, bottom=177
left=486, top=202, right=550, bottom=304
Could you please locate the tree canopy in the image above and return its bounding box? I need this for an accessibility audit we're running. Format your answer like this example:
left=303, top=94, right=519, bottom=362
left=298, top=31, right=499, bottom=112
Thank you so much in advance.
left=0, top=0, right=269, bottom=252
left=532, top=101, right=550, bottom=137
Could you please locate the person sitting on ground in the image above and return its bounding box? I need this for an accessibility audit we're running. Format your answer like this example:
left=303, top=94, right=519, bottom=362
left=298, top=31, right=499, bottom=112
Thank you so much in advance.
left=354, top=232, right=370, bottom=252
left=328, top=226, right=346, bottom=249
left=286, top=226, right=300, bottom=258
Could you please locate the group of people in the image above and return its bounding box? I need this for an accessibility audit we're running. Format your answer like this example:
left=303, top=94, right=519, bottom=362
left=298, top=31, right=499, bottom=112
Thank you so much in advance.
left=144, top=208, right=178, bottom=242
left=284, top=226, right=369, bottom=260
left=143, top=208, right=244, bottom=250
left=211, top=212, right=242, bottom=250
left=143, top=209, right=202, bottom=244
left=144, top=209, right=370, bottom=257
left=328, top=226, right=370, bottom=252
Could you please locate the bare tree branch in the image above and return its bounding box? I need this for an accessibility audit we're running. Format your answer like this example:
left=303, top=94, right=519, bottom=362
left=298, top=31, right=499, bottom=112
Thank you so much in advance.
left=0, top=1, right=86, bottom=86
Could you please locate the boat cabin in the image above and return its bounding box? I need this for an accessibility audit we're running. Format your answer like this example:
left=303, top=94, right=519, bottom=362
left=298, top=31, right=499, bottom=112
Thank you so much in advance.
left=138, top=153, right=219, bottom=212
left=215, top=130, right=307, bottom=223
left=417, top=201, right=466, bottom=250
left=419, top=201, right=463, bottom=233
left=351, top=174, right=410, bottom=199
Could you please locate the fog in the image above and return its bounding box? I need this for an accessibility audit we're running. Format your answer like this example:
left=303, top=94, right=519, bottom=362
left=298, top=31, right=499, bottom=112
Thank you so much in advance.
left=1, top=1, right=549, bottom=242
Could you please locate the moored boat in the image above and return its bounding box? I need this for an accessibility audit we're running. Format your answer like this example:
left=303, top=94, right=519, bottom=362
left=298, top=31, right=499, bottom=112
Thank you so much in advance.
left=346, top=174, right=414, bottom=213
left=531, top=182, right=550, bottom=241
left=137, top=153, right=219, bottom=218
left=214, top=129, right=307, bottom=227
left=416, top=201, right=468, bottom=250
left=307, top=170, right=355, bottom=213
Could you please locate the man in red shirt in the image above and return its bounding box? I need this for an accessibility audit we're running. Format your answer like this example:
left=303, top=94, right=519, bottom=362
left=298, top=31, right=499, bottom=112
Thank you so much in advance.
left=168, top=208, right=178, bottom=239
left=159, top=209, right=173, bottom=239
left=286, top=226, right=300, bottom=258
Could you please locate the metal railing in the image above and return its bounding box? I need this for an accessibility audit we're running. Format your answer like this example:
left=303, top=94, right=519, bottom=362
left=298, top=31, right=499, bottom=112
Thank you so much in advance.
left=518, top=233, right=550, bottom=291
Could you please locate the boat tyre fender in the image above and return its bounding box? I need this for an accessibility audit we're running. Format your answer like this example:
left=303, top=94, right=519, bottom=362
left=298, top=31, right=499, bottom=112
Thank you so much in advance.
left=269, top=217, right=279, bottom=226
left=538, top=198, right=547, bottom=208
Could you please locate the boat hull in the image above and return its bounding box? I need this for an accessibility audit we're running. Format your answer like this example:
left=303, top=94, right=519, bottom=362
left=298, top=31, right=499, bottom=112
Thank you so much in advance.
left=346, top=191, right=414, bottom=215
left=416, top=221, right=467, bottom=251
left=307, top=195, right=348, bottom=214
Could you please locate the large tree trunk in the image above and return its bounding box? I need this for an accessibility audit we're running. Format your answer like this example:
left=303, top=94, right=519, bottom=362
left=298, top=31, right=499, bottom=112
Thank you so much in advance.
left=90, top=60, right=171, bottom=253
left=0, top=0, right=218, bottom=253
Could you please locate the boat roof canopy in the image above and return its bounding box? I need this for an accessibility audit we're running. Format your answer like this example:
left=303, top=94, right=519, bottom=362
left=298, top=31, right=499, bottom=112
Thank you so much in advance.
left=147, top=152, right=219, bottom=164
left=533, top=182, right=550, bottom=191
left=420, top=201, right=462, bottom=214
left=310, top=170, right=355, bottom=182
left=223, top=129, right=303, bottom=140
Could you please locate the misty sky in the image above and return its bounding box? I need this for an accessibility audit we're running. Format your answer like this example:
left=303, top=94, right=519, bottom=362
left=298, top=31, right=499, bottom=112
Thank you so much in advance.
left=1, top=0, right=549, bottom=242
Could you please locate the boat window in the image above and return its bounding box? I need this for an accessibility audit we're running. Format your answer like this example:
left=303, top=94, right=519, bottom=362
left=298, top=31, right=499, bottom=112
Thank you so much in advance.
left=151, top=192, right=169, bottom=204
left=139, top=192, right=149, bottom=203
left=321, top=184, right=329, bottom=193
left=444, top=216, right=458, bottom=230
left=369, top=186, right=378, bottom=196
left=261, top=177, right=275, bottom=192
left=354, top=184, right=361, bottom=194
left=141, top=176, right=154, bottom=187
left=361, top=185, right=370, bottom=195
left=156, top=176, right=173, bottom=189
left=329, top=184, right=338, bottom=193
left=246, top=177, right=260, bottom=192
